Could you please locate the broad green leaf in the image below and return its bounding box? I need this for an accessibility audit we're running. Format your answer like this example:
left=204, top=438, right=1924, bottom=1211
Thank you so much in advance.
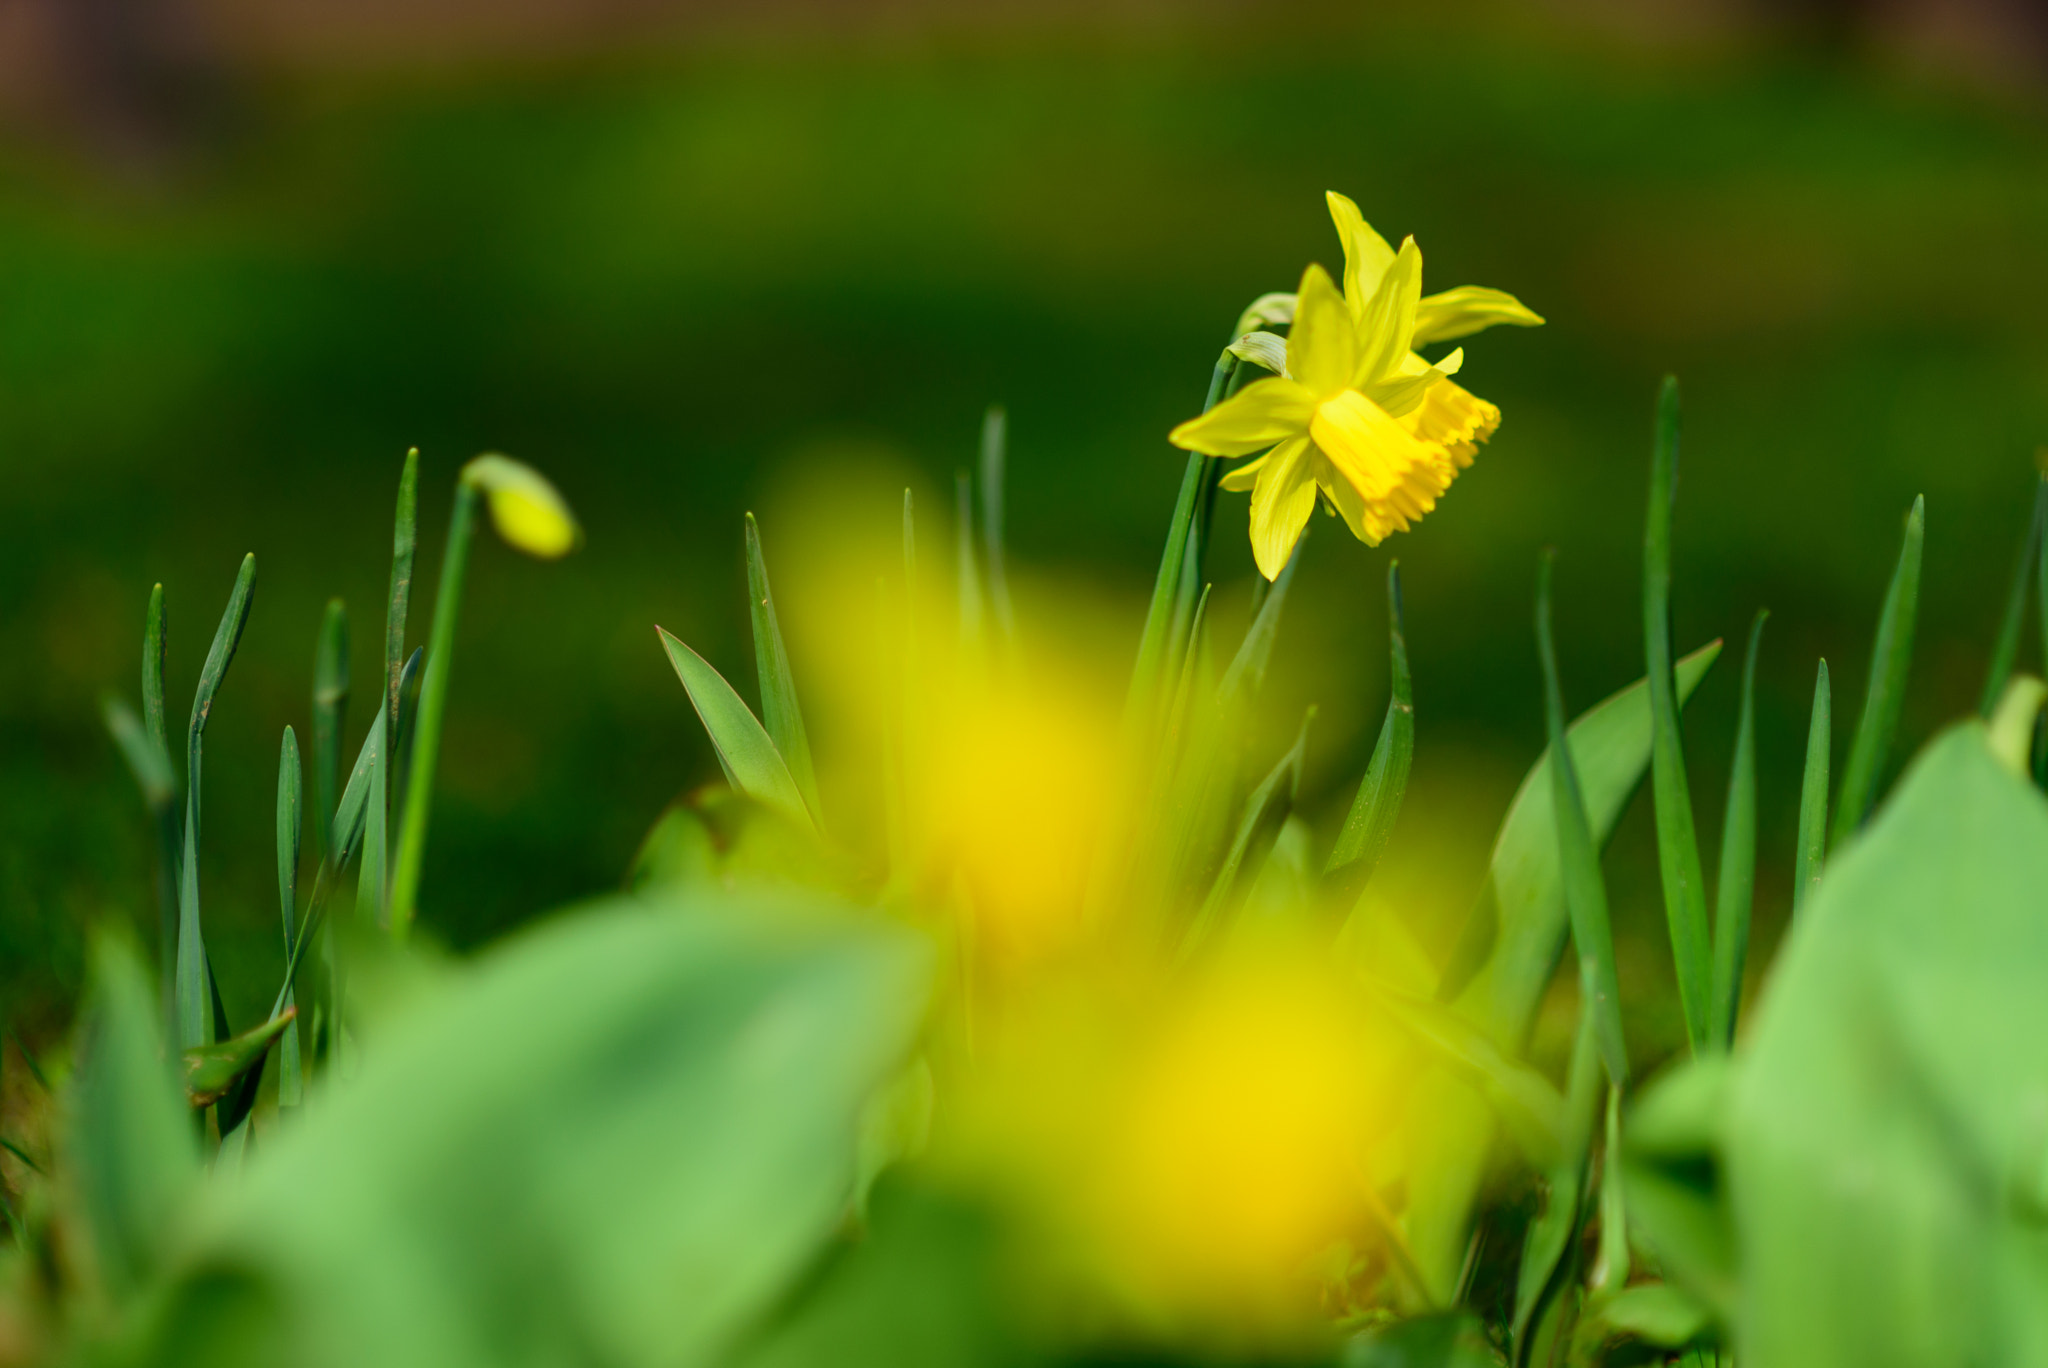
left=152, top=892, right=929, bottom=1368
left=1372, top=978, right=1566, bottom=1168
left=745, top=513, right=822, bottom=822
left=1643, top=377, right=1711, bottom=1054
left=67, top=935, right=198, bottom=1300
left=277, top=727, right=305, bottom=1109
left=1342, top=1313, right=1497, bottom=1368
left=177, top=552, right=256, bottom=1052
left=1978, top=474, right=2045, bottom=718
left=1538, top=552, right=1627, bottom=1085
left=1831, top=494, right=1924, bottom=848
left=978, top=405, right=1018, bottom=643
left=1576, top=1283, right=1711, bottom=1353
left=1793, top=659, right=1830, bottom=915
left=1728, top=721, right=2048, bottom=1366
left=628, top=803, right=720, bottom=891
left=658, top=627, right=815, bottom=832
left=1619, top=1054, right=1738, bottom=1323
left=183, top=1009, right=298, bottom=1108
left=312, top=597, right=351, bottom=861
left=1327, top=561, right=1414, bottom=906
left=1709, top=610, right=1766, bottom=1047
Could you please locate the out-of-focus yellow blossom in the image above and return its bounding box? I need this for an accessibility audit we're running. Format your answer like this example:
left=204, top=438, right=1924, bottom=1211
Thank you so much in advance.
left=1173, top=194, right=1541, bottom=579
left=461, top=454, right=582, bottom=559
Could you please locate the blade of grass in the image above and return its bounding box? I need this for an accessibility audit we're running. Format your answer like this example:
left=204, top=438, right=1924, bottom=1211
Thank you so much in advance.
left=140, top=583, right=178, bottom=1036
left=1589, top=1088, right=1631, bottom=1294
left=277, top=726, right=304, bottom=1108
left=1709, top=611, right=1766, bottom=1048
left=1831, top=495, right=1925, bottom=848
left=388, top=646, right=425, bottom=833
left=745, top=513, right=822, bottom=822
left=1539, top=551, right=1628, bottom=1085
left=1325, top=561, right=1413, bottom=905
left=1793, top=660, right=1831, bottom=915
left=978, top=405, right=1017, bottom=644
left=375, top=450, right=419, bottom=929
left=312, top=598, right=350, bottom=861
left=142, top=583, right=169, bottom=771
left=656, top=627, right=815, bottom=833
left=1127, top=350, right=1236, bottom=727
left=1979, top=475, right=2046, bottom=718
left=1512, top=1007, right=1603, bottom=1364
left=176, top=552, right=255, bottom=1051
left=1643, top=377, right=1711, bottom=1054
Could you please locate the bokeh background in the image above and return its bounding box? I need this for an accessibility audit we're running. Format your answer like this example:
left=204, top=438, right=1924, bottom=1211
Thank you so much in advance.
left=4, top=0, right=2046, bottom=1063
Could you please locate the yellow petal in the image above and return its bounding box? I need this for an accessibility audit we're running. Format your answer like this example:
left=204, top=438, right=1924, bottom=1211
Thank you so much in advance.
left=1365, top=349, right=1461, bottom=419
left=1326, top=191, right=1397, bottom=317
left=1285, top=263, right=1356, bottom=399
left=1411, top=285, right=1545, bottom=346
left=1353, top=237, right=1423, bottom=387
left=1168, top=377, right=1314, bottom=457
left=1218, top=454, right=1267, bottom=492
left=1248, top=436, right=1317, bottom=580
left=461, top=454, right=581, bottom=559
left=1309, top=390, right=1455, bottom=544
left=1401, top=377, right=1501, bottom=472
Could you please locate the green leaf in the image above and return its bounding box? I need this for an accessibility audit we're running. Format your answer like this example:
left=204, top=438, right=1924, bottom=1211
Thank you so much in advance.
left=277, top=727, right=305, bottom=1109
left=1643, top=377, right=1712, bottom=1054
left=387, top=645, right=425, bottom=836
left=1831, top=494, right=1924, bottom=848
left=332, top=712, right=381, bottom=870
left=1372, top=978, right=1567, bottom=1169
left=67, top=935, right=198, bottom=1300
left=1511, top=1008, right=1602, bottom=1361
left=1577, top=1283, right=1711, bottom=1352
left=1793, top=659, right=1831, bottom=916
left=1709, top=610, right=1766, bottom=1047
left=745, top=513, right=822, bottom=823
left=312, top=597, right=351, bottom=861
left=104, top=695, right=174, bottom=811
left=1216, top=535, right=1300, bottom=706
left=1343, top=1312, right=1498, bottom=1368
left=142, top=582, right=170, bottom=772
left=148, top=892, right=929, bottom=1368
left=183, top=1009, right=298, bottom=1108
left=978, top=405, right=1018, bottom=643
left=1589, top=1086, right=1629, bottom=1294
left=385, top=448, right=419, bottom=749
left=1978, top=474, right=2045, bottom=718
left=1537, top=552, right=1627, bottom=1085
left=1326, top=561, right=1414, bottom=905
left=658, top=627, right=815, bottom=833
left=177, top=552, right=256, bottom=1052
left=1618, top=1054, right=1738, bottom=1324
left=1988, top=675, right=2047, bottom=775
left=1182, top=706, right=1312, bottom=953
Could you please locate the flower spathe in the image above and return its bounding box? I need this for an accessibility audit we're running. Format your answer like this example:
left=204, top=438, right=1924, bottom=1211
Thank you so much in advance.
left=1171, top=194, right=1542, bottom=579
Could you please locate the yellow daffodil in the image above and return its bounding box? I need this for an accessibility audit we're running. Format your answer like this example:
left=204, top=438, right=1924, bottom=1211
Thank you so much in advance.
left=1174, top=194, right=1541, bottom=579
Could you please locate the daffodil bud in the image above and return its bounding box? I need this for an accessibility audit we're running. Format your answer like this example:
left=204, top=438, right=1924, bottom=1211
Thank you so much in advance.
left=460, top=454, right=581, bottom=559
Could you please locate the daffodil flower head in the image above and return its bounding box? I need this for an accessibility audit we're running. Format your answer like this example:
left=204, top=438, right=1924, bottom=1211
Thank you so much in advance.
left=461, top=454, right=582, bottom=559
left=1178, top=195, right=1543, bottom=580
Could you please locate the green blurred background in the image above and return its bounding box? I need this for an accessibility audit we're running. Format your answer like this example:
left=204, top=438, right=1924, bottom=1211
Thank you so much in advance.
left=4, top=0, right=2045, bottom=1061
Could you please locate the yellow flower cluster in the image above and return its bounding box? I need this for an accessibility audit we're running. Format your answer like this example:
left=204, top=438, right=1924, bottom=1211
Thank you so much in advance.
left=1171, top=193, right=1542, bottom=578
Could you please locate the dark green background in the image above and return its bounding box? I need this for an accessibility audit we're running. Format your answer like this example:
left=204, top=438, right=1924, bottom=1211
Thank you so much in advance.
left=5, top=10, right=2045, bottom=1061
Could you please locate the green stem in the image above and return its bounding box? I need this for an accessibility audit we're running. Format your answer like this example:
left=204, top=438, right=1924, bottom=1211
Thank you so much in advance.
left=388, top=479, right=479, bottom=938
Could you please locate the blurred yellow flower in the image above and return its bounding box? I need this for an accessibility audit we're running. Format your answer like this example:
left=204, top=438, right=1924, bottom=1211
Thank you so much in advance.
left=462, top=454, right=582, bottom=559
left=1172, top=194, right=1541, bottom=579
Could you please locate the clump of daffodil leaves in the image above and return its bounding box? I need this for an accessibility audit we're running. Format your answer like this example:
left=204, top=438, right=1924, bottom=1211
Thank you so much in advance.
left=1172, top=191, right=1543, bottom=578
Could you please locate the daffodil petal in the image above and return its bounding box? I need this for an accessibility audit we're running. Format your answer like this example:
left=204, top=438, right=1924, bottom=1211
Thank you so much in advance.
left=1326, top=191, right=1396, bottom=317
left=1227, top=330, right=1290, bottom=377
left=1401, top=377, right=1501, bottom=471
left=1168, top=377, right=1314, bottom=456
left=1353, top=237, right=1423, bottom=387
left=1286, top=264, right=1357, bottom=398
left=1366, top=350, right=1460, bottom=419
left=1218, top=455, right=1267, bottom=492
left=1411, top=285, right=1545, bottom=346
left=1309, top=390, right=1455, bottom=544
left=1248, top=437, right=1317, bottom=581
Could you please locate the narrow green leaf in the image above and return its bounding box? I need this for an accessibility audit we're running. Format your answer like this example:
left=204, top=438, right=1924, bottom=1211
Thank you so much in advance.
left=978, top=405, right=1017, bottom=643
left=1182, top=706, right=1312, bottom=954
left=1538, top=552, right=1628, bottom=1084
left=1372, top=978, right=1566, bottom=1168
left=1590, top=1087, right=1630, bottom=1293
left=375, top=451, right=419, bottom=930
left=657, top=627, right=815, bottom=833
left=176, top=552, right=256, bottom=1052
left=1979, top=475, right=2046, bottom=718
left=1216, top=536, right=1301, bottom=706
left=182, top=1008, right=297, bottom=1108
left=385, top=448, right=419, bottom=757
left=387, top=645, right=425, bottom=835
left=312, top=598, right=350, bottom=861
left=954, top=471, right=982, bottom=649
left=1512, top=1007, right=1602, bottom=1361
left=104, top=696, right=174, bottom=811
left=277, top=727, right=305, bottom=1109
left=390, top=476, right=478, bottom=938
left=1832, top=494, right=1925, bottom=848
left=1793, top=659, right=1831, bottom=915
left=69, top=935, right=197, bottom=1299
left=1158, top=584, right=1213, bottom=765
left=1325, top=561, right=1414, bottom=903
left=1709, top=610, right=1766, bottom=1048
left=1643, top=377, right=1711, bottom=1054
left=1987, top=675, right=2047, bottom=777
left=745, top=513, right=822, bottom=822
left=142, top=583, right=169, bottom=769
left=333, top=712, right=381, bottom=870
left=1126, top=350, right=1236, bottom=726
